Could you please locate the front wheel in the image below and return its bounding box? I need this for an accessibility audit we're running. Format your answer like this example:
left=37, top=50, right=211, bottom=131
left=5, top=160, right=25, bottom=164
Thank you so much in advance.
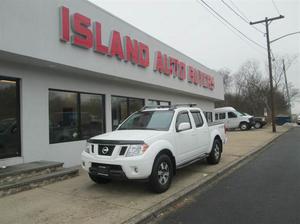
left=239, top=122, right=249, bottom=131
left=207, top=139, right=222, bottom=164
left=149, top=154, right=173, bottom=193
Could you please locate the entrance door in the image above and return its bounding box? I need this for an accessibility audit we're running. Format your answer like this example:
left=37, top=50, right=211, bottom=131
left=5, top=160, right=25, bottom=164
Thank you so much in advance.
left=0, top=77, right=21, bottom=159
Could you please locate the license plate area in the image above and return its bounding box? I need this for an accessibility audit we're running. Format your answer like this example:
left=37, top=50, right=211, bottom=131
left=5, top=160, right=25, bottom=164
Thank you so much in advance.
left=90, top=164, right=109, bottom=176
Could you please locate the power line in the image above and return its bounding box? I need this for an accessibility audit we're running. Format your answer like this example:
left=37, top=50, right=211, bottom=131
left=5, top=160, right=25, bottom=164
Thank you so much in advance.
left=196, top=0, right=254, bottom=49
left=228, top=0, right=250, bottom=22
left=271, top=0, right=281, bottom=15
left=196, top=0, right=267, bottom=50
left=228, top=0, right=265, bottom=28
left=221, top=0, right=265, bottom=34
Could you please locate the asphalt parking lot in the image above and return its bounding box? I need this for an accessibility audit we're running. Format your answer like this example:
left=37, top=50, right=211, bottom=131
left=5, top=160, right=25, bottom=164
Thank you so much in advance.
left=0, top=126, right=290, bottom=224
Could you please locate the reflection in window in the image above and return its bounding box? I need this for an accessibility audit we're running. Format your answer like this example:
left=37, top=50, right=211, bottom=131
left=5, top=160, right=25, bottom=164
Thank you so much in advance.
left=49, top=90, right=105, bottom=143
left=191, top=111, right=204, bottom=127
left=80, top=94, right=105, bottom=139
left=147, top=99, right=171, bottom=106
left=176, top=112, right=191, bottom=130
left=0, top=79, right=20, bottom=159
left=112, top=96, right=144, bottom=130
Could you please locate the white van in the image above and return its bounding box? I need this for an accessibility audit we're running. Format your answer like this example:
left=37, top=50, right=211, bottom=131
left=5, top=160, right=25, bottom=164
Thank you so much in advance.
left=214, top=107, right=254, bottom=131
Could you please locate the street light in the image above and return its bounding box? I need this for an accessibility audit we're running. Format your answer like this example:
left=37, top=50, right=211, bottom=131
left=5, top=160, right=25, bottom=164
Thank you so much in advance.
left=271, top=31, right=300, bottom=122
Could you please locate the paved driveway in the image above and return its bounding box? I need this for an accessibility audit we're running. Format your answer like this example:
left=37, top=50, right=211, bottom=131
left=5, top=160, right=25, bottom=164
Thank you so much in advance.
left=0, top=126, right=289, bottom=224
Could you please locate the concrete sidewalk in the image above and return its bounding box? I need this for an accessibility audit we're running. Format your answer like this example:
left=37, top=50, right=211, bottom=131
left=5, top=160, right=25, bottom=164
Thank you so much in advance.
left=0, top=126, right=289, bottom=224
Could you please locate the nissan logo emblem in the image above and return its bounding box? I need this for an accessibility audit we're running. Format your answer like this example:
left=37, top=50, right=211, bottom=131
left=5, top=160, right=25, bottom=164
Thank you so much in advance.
left=102, top=146, right=109, bottom=154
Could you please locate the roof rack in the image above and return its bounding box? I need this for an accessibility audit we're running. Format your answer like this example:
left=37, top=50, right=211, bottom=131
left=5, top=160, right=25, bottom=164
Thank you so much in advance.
left=140, top=104, right=197, bottom=111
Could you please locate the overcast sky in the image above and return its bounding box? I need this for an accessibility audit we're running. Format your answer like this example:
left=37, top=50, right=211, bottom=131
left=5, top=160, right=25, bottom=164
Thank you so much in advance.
left=88, top=0, right=300, bottom=114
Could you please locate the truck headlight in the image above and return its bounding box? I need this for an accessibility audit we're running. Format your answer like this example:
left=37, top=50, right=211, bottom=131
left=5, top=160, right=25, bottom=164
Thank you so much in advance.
left=85, top=142, right=90, bottom=153
left=126, top=144, right=149, bottom=157
left=262, top=117, right=265, bottom=122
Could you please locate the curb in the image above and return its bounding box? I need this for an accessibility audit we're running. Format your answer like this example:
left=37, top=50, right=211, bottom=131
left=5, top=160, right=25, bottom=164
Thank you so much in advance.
left=122, top=127, right=291, bottom=224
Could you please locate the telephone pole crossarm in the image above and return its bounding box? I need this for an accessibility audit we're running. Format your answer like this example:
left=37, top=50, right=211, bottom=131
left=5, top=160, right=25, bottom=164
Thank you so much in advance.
left=249, top=15, right=284, bottom=25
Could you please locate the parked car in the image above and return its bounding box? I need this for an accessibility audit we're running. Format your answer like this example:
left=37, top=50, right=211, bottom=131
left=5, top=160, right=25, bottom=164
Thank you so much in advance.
left=297, top=115, right=300, bottom=125
left=214, top=107, right=255, bottom=131
left=82, top=104, right=227, bottom=193
left=241, top=112, right=267, bottom=129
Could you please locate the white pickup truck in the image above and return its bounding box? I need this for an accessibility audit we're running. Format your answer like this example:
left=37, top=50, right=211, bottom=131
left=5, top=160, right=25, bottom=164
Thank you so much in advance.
left=82, top=104, right=226, bottom=193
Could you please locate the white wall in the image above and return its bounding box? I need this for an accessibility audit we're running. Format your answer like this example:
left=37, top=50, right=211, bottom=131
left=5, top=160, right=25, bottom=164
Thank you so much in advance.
left=0, top=60, right=214, bottom=167
left=0, top=0, right=224, bottom=101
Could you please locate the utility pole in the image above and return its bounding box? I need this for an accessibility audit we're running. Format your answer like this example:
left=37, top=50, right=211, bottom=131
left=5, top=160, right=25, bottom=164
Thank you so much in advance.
left=282, top=59, right=292, bottom=120
left=250, top=15, right=284, bottom=133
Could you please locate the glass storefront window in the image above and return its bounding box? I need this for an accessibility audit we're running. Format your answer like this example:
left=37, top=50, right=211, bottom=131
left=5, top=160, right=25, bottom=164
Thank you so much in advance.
left=147, top=99, right=171, bottom=106
left=49, top=90, right=105, bottom=143
left=80, top=93, right=105, bottom=139
left=112, top=96, right=144, bottom=130
left=0, top=78, right=21, bottom=159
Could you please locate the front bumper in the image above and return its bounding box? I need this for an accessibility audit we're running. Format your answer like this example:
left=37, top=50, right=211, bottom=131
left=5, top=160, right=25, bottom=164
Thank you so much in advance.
left=81, top=151, right=153, bottom=180
left=88, top=163, right=127, bottom=180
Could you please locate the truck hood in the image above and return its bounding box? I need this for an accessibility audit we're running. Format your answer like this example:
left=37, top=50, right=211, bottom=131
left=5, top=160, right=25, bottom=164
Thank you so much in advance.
left=90, top=130, right=164, bottom=142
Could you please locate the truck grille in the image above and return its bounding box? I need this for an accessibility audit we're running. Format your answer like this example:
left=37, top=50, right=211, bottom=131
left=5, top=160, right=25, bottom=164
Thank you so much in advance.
left=98, top=144, right=115, bottom=156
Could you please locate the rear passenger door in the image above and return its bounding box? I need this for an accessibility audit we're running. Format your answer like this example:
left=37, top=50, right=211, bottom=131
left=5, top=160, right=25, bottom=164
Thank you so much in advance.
left=191, top=110, right=210, bottom=154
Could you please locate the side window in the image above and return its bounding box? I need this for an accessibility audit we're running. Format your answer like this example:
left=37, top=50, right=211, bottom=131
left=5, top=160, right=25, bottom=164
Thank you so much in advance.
left=191, top=111, right=204, bottom=128
left=204, top=112, right=213, bottom=122
left=215, top=113, right=219, bottom=120
left=219, top=113, right=226, bottom=119
left=228, top=112, right=237, bottom=118
left=176, top=112, right=191, bottom=130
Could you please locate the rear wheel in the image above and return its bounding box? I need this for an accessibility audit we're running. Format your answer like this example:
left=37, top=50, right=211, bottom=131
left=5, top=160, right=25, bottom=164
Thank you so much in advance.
left=89, top=173, right=111, bottom=184
left=239, top=122, right=249, bottom=131
left=207, top=139, right=222, bottom=164
left=149, top=154, right=173, bottom=193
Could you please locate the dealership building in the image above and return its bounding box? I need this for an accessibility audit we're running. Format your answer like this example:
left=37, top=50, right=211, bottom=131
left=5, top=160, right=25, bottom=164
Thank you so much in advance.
left=0, top=0, right=224, bottom=167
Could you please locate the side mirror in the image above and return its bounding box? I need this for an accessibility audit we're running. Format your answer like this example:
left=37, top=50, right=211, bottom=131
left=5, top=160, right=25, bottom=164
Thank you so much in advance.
left=177, top=122, right=191, bottom=132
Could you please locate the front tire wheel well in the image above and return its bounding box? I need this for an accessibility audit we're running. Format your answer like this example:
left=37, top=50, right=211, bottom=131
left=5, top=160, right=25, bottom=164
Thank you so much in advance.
left=155, top=149, right=176, bottom=176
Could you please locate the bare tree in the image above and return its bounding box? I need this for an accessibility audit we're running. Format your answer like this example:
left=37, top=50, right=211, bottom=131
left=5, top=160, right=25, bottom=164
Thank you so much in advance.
left=218, top=68, right=232, bottom=93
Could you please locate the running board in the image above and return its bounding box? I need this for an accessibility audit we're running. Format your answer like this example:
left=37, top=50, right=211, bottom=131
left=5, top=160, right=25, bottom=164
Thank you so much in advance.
left=176, top=153, right=209, bottom=169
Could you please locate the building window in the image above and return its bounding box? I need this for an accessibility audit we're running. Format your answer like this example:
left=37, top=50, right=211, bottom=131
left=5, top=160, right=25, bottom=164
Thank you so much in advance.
left=204, top=111, right=213, bottom=123
left=147, top=99, right=171, bottom=106
left=0, top=77, right=21, bottom=159
left=49, top=90, right=105, bottom=144
left=112, top=96, right=144, bottom=130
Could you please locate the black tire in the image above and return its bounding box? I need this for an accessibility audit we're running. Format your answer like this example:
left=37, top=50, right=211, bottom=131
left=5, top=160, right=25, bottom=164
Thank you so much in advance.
left=239, top=122, right=249, bottom=131
left=254, top=121, right=262, bottom=129
left=89, top=173, right=111, bottom=184
left=149, top=154, right=173, bottom=193
left=207, top=139, right=222, bottom=164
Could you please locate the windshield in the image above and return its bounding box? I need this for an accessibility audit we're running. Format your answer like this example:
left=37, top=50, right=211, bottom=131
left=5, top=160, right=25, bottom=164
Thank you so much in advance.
left=118, top=110, right=174, bottom=131
left=235, top=111, right=245, bottom=116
